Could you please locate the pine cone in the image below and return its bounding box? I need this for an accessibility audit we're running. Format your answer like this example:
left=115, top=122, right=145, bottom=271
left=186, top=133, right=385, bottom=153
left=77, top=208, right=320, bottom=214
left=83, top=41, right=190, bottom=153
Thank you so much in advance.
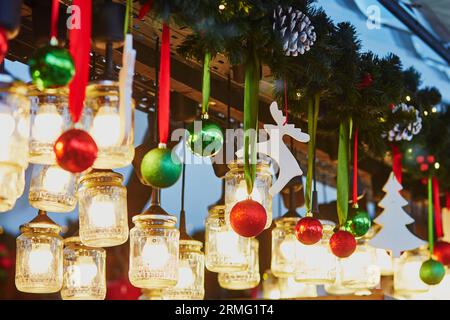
left=273, top=5, right=316, bottom=56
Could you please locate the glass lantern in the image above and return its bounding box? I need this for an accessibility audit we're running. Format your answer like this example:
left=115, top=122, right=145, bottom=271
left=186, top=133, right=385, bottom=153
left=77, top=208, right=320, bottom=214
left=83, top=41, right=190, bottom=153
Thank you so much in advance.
left=271, top=217, right=300, bottom=278
left=374, top=248, right=394, bottom=276
left=224, top=161, right=272, bottom=229
left=15, top=210, right=63, bottom=293
left=339, top=238, right=381, bottom=291
left=0, top=76, right=30, bottom=211
left=205, top=205, right=251, bottom=273
left=218, top=238, right=260, bottom=290
left=129, top=192, right=180, bottom=289
left=295, top=221, right=337, bottom=284
left=61, top=235, right=106, bottom=300
left=28, top=86, right=91, bottom=164
left=78, top=169, right=128, bottom=247
left=85, top=80, right=134, bottom=169
left=29, top=164, right=78, bottom=212
left=162, top=239, right=205, bottom=300
left=278, top=277, right=318, bottom=299
left=393, top=247, right=430, bottom=297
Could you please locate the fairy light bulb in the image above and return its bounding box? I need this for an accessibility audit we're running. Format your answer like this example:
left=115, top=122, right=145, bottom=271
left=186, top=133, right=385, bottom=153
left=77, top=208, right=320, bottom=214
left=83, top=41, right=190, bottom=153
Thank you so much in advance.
left=32, top=103, right=63, bottom=143
left=91, top=106, right=121, bottom=147
left=42, top=166, right=72, bottom=193
left=88, top=197, right=116, bottom=228
left=279, top=234, right=297, bottom=261
left=28, top=243, right=54, bottom=274
left=175, top=262, right=195, bottom=289
left=69, top=256, right=98, bottom=287
left=142, top=240, right=170, bottom=269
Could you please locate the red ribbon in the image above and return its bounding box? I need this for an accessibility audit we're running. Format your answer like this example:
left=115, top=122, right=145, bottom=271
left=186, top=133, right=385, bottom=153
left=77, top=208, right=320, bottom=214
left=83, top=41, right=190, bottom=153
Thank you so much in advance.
left=158, top=23, right=170, bottom=145
left=353, top=128, right=358, bottom=204
left=432, top=177, right=443, bottom=238
left=138, top=0, right=152, bottom=20
left=69, top=0, right=92, bottom=123
left=446, top=191, right=450, bottom=209
left=391, top=144, right=402, bottom=184
left=50, top=0, right=60, bottom=40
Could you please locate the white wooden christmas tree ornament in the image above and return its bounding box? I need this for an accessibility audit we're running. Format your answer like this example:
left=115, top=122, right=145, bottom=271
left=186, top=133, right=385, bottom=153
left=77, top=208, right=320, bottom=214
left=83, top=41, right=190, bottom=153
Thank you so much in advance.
left=236, top=101, right=310, bottom=195
left=369, top=172, right=426, bottom=257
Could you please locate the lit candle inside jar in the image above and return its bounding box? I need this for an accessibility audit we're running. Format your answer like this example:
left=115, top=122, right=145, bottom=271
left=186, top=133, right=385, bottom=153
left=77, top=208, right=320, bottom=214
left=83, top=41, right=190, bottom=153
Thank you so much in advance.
left=28, top=243, right=54, bottom=274
left=42, top=166, right=72, bottom=193
left=141, top=239, right=170, bottom=269
left=279, top=234, right=298, bottom=262
left=32, top=103, right=63, bottom=143
left=87, top=197, right=116, bottom=229
left=216, top=230, right=246, bottom=263
left=90, top=106, right=121, bottom=148
left=68, top=256, right=98, bottom=287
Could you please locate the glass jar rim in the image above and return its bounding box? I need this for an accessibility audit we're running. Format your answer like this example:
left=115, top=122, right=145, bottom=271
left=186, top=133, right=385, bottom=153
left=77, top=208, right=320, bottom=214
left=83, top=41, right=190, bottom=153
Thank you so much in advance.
left=132, top=213, right=177, bottom=225
left=227, top=159, right=270, bottom=170
left=79, top=169, right=123, bottom=185
left=19, top=222, right=62, bottom=235
left=180, top=239, right=203, bottom=251
left=86, top=80, right=119, bottom=94
left=27, top=85, right=69, bottom=96
left=207, top=205, right=225, bottom=218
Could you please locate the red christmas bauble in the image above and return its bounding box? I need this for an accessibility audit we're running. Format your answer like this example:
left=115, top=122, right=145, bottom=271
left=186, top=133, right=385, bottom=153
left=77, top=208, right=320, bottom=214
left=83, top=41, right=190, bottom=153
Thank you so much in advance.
left=434, top=241, right=450, bottom=266
left=106, top=278, right=141, bottom=300
left=230, top=199, right=267, bottom=237
left=0, top=28, right=7, bottom=64
left=54, top=129, right=98, bottom=173
left=427, top=155, right=435, bottom=164
left=330, top=230, right=356, bottom=258
left=295, top=217, right=323, bottom=245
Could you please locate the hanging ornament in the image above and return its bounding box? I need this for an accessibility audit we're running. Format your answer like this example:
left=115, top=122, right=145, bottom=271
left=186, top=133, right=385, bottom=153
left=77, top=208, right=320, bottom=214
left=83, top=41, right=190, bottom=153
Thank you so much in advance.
left=420, top=259, right=445, bottom=285
left=356, top=73, right=373, bottom=89
left=54, top=129, right=98, bottom=173
left=434, top=241, right=450, bottom=266
left=385, top=103, right=422, bottom=142
left=187, top=114, right=224, bottom=157
left=0, top=27, right=8, bottom=64
left=272, top=5, right=316, bottom=56
left=230, top=199, right=267, bottom=238
left=140, top=146, right=182, bottom=189
left=329, top=230, right=356, bottom=258
left=187, top=51, right=223, bottom=157
left=28, top=0, right=74, bottom=90
left=369, top=172, right=426, bottom=257
left=140, top=24, right=181, bottom=188
left=295, top=217, right=322, bottom=245
left=344, top=208, right=371, bottom=237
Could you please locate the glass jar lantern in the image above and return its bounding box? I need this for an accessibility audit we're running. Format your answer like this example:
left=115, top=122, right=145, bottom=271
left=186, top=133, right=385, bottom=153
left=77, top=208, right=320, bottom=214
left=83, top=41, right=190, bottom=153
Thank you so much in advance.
left=61, top=235, right=106, bottom=300
left=162, top=239, right=205, bottom=300
left=78, top=169, right=128, bottom=247
left=218, top=238, right=260, bottom=290
left=339, top=238, right=381, bottom=290
left=15, top=210, right=63, bottom=293
left=374, top=248, right=394, bottom=276
left=28, top=86, right=92, bottom=164
left=85, top=81, right=134, bottom=169
left=271, top=217, right=300, bottom=278
left=393, top=247, right=430, bottom=297
left=129, top=196, right=180, bottom=289
left=205, top=205, right=251, bottom=273
left=262, top=270, right=281, bottom=299
left=224, top=161, right=272, bottom=229
left=29, top=164, right=78, bottom=212
left=0, top=76, right=30, bottom=211
left=278, top=277, right=318, bottom=299
left=295, top=221, right=337, bottom=284
left=324, top=264, right=356, bottom=296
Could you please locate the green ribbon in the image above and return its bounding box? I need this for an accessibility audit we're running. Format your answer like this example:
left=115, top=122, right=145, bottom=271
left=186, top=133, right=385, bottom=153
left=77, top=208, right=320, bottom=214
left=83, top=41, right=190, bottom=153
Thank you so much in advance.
left=243, top=49, right=260, bottom=195
left=337, top=118, right=350, bottom=226
left=305, top=94, right=320, bottom=215
left=428, top=175, right=434, bottom=253
left=202, top=51, right=211, bottom=115
left=123, top=0, right=132, bottom=35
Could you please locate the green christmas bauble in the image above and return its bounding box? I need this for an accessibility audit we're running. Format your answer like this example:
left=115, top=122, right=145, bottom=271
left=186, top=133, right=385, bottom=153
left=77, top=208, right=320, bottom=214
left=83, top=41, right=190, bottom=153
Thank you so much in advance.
left=140, top=147, right=182, bottom=188
left=187, top=118, right=223, bottom=157
left=344, top=208, right=371, bottom=237
left=28, top=44, right=75, bottom=90
left=420, top=259, right=445, bottom=285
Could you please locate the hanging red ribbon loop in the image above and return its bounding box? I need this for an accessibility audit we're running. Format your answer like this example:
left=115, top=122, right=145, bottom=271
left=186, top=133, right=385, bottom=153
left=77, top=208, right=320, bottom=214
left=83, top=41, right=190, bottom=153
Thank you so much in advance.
left=69, top=0, right=92, bottom=123
left=50, top=0, right=60, bottom=40
left=158, top=23, right=170, bottom=146
left=432, top=177, right=443, bottom=238
left=138, top=0, right=153, bottom=20
left=352, top=128, right=358, bottom=205
left=391, top=144, right=402, bottom=184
